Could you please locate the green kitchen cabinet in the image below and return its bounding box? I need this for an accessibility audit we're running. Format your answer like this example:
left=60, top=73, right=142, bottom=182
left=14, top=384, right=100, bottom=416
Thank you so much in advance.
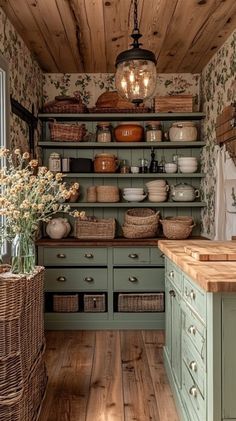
left=163, top=255, right=236, bottom=421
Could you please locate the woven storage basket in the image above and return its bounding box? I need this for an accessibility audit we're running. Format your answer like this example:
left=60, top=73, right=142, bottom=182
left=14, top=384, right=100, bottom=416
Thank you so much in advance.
left=75, top=218, right=116, bottom=239
left=160, top=219, right=195, bottom=239
left=122, top=222, right=158, bottom=239
left=84, top=294, right=106, bottom=312
left=0, top=348, right=47, bottom=421
left=49, top=121, right=86, bottom=142
left=118, top=293, right=164, bottom=312
left=154, top=95, right=193, bottom=112
left=0, top=267, right=44, bottom=376
left=53, top=294, right=79, bottom=312
left=125, top=208, right=159, bottom=225
left=165, top=216, right=194, bottom=225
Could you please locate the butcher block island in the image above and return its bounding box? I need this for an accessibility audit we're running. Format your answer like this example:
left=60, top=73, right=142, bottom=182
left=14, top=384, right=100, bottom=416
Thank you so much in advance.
left=158, top=239, right=236, bottom=421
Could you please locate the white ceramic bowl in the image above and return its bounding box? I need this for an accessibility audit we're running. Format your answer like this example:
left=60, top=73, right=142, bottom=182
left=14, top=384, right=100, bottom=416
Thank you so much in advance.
left=148, top=194, right=167, bottom=202
left=123, top=194, right=146, bottom=202
left=130, top=166, right=140, bottom=174
left=178, top=157, right=198, bottom=163
left=147, top=186, right=169, bottom=192
left=164, top=163, right=178, bottom=173
left=123, top=188, right=144, bottom=193
left=179, top=166, right=198, bottom=173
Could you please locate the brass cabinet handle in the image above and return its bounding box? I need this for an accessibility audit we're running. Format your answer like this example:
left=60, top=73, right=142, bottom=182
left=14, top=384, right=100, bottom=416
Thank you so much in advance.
left=84, top=253, right=94, bottom=259
left=57, top=253, right=66, bottom=259
left=57, top=276, right=66, bottom=282
left=128, top=276, right=138, bottom=282
left=185, top=287, right=196, bottom=300
left=128, top=253, right=138, bottom=259
left=189, top=386, right=197, bottom=398
left=169, top=289, right=176, bottom=298
left=188, top=325, right=196, bottom=335
left=84, top=277, right=94, bottom=283
left=189, top=361, right=197, bottom=372
left=160, top=253, right=165, bottom=259
left=169, top=270, right=174, bottom=279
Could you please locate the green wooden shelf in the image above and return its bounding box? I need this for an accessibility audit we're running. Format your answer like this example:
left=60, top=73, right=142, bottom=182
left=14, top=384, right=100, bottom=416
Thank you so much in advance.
left=68, top=201, right=206, bottom=208
left=38, top=112, right=205, bottom=121
left=63, top=172, right=205, bottom=178
left=38, top=140, right=206, bottom=148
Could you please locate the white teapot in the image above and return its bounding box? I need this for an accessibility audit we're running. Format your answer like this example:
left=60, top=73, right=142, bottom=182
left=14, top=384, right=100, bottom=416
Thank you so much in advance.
left=46, top=217, right=71, bottom=239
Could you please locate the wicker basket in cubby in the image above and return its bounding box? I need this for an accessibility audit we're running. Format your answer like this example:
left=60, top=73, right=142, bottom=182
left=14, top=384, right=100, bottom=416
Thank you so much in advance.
left=53, top=294, right=79, bottom=312
left=118, top=293, right=164, bottom=312
left=84, top=294, right=106, bottom=312
left=75, top=218, right=116, bottom=239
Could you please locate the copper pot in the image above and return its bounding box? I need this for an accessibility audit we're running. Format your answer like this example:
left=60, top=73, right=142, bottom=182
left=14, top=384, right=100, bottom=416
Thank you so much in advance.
left=94, top=153, right=118, bottom=173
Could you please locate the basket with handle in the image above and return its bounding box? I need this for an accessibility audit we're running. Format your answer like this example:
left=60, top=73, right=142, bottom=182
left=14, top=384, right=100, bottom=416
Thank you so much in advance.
left=49, top=120, right=86, bottom=142
left=124, top=208, right=159, bottom=225
left=160, top=219, right=195, bottom=239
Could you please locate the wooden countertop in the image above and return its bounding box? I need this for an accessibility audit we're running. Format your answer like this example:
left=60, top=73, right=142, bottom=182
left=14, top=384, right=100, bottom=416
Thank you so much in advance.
left=158, top=240, right=236, bottom=293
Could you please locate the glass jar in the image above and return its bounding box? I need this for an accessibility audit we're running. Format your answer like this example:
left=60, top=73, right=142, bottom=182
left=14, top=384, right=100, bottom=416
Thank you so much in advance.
left=49, top=152, right=61, bottom=172
left=145, top=122, right=162, bottom=142
left=11, top=233, right=35, bottom=274
left=120, top=159, right=130, bottom=174
left=96, top=122, right=112, bottom=143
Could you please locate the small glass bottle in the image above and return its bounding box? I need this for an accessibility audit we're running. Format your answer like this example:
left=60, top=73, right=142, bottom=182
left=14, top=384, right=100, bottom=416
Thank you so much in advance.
left=120, top=159, right=130, bottom=174
left=158, top=155, right=166, bottom=173
left=96, top=122, right=112, bottom=143
left=49, top=152, right=61, bottom=173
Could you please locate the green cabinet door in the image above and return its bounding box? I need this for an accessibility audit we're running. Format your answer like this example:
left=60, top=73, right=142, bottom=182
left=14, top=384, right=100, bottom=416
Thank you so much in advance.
left=165, top=278, right=172, bottom=361
left=171, top=285, right=182, bottom=390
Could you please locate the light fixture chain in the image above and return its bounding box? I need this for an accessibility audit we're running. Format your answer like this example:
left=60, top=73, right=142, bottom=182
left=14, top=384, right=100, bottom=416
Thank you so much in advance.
left=133, top=0, right=138, bottom=31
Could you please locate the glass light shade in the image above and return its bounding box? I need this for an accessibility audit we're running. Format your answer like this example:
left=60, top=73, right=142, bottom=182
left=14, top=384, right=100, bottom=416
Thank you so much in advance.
left=115, top=59, right=157, bottom=104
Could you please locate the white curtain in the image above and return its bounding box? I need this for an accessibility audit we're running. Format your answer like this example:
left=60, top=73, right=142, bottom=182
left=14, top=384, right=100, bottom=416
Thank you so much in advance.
left=214, top=145, right=236, bottom=240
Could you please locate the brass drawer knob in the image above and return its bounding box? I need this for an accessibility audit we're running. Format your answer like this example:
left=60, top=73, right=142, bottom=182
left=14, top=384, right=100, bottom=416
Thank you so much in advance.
left=84, top=277, right=94, bottom=283
left=189, top=386, right=197, bottom=398
left=128, top=276, right=138, bottom=282
left=57, top=253, right=66, bottom=259
left=169, top=289, right=176, bottom=298
left=189, top=361, right=197, bottom=372
left=169, top=270, right=174, bottom=279
left=57, top=276, right=66, bottom=282
left=190, top=290, right=196, bottom=300
left=188, top=325, right=196, bottom=335
left=84, top=253, right=94, bottom=259
left=128, top=253, right=138, bottom=259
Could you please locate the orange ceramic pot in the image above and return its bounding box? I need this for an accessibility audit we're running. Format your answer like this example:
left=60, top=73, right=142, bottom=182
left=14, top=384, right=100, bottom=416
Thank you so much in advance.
left=114, top=123, right=144, bottom=142
left=94, top=153, right=118, bottom=173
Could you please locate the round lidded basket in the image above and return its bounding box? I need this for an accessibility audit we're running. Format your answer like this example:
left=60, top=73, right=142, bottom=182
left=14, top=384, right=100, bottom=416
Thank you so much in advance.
left=160, top=219, right=195, bottom=240
left=125, top=208, right=159, bottom=225
left=122, top=222, right=158, bottom=239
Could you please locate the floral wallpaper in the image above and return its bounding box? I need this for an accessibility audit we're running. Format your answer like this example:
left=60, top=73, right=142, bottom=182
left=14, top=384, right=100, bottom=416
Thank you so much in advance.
left=0, top=7, right=43, bottom=153
left=201, top=29, right=236, bottom=238
left=43, top=73, right=200, bottom=109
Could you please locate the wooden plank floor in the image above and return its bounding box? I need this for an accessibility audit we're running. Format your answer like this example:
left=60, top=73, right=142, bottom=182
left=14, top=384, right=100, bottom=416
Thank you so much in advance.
left=39, top=330, right=179, bottom=421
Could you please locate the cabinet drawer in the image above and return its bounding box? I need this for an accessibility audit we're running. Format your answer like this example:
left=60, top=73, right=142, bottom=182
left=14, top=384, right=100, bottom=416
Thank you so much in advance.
left=182, top=332, right=206, bottom=398
left=42, top=247, right=107, bottom=266
left=182, top=362, right=206, bottom=421
left=166, top=258, right=182, bottom=293
left=150, top=248, right=165, bottom=265
left=113, top=248, right=150, bottom=265
left=45, top=268, right=108, bottom=291
left=183, top=275, right=206, bottom=322
left=113, top=268, right=164, bottom=291
left=182, top=302, right=206, bottom=367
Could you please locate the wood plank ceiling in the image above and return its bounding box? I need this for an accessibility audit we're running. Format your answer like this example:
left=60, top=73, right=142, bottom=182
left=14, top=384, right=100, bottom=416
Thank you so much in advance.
left=1, top=0, right=236, bottom=73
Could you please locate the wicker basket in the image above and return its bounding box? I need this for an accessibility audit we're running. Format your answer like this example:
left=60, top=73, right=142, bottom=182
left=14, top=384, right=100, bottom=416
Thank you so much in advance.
left=122, top=222, right=158, bottom=239
left=43, top=94, right=87, bottom=113
left=154, top=95, right=193, bottom=112
left=53, top=294, right=79, bottom=312
left=0, top=349, right=47, bottom=421
left=75, top=218, right=116, bottom=239
left=83, top=294, right=106, bottom=312
left=160, top=219, right=195, bottom=239
left=125, top=208, right=159, bottom=225
left=165, top=216, right=194, bottom=225
left=118, top=293, right=164, bottom=312
left=49, top=121, right=86, bottom=142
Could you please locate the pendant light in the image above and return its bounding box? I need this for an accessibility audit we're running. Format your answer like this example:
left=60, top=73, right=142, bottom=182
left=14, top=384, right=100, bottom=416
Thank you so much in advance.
left=115, top=0, right=157, bottom=106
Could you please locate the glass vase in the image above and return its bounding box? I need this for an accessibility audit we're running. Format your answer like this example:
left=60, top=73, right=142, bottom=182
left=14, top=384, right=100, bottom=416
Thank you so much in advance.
left=11, top=233, right=35, bottom=274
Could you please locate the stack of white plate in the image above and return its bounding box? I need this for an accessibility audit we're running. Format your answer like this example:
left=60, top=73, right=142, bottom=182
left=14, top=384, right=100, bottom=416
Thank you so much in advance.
left=178, top=157, right=198, bottom=173
left=123, top=187, right=146, bottom=202
left=145, top=180, right=169, bottom=202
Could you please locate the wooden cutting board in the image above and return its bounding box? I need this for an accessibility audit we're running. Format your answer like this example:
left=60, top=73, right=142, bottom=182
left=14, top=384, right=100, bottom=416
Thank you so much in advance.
left=184, top=243, right=236, bottom=261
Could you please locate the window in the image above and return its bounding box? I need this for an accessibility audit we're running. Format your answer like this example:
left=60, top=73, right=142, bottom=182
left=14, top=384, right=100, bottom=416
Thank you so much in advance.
left=0, top=54, right=10, bottom=258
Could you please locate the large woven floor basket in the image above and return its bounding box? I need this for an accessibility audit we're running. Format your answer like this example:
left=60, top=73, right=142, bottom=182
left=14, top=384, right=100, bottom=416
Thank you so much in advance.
left=75, top=218, right=116, bottom=239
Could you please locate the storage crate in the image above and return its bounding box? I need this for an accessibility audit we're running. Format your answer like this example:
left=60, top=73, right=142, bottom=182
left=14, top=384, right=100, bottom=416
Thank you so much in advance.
left=118, top=293, right=164, bottom=312
left=75, top=218, right=116, bottom=240
left=154, top=95, right=193, bottom=112
left=84, top=294, right=106, bottom=312
left=53, top=294, right=79, bottom=312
